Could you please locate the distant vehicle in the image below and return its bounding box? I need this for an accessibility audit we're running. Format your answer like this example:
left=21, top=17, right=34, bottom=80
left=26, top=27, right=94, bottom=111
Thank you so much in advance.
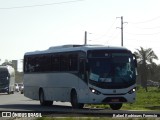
left=147, top=80, right=160, bottom=87
left=18, top=83, right=24, bottom=94
left=147, top=80, right=154, bottom=86
left=0, top=66, right=15, bottom=94
left=15, top=83, right=19, bottom=92
left=23, top=45, right=137, bottom=110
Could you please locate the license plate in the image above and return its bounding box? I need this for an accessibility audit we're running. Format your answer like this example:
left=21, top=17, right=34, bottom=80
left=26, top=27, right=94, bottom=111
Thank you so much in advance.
left=111, top=99, right=119, bottom=102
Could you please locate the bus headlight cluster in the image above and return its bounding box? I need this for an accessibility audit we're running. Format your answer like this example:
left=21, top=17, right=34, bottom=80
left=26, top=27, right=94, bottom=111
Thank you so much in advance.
left=4, top=87, right=8, bottom=90
left=89, top=87, right=101, bottom=95
left=128, top=88, right=136, bottom=94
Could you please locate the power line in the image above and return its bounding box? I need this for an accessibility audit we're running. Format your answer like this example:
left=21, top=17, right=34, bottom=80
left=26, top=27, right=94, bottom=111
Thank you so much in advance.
left=125, top=37, right=160, bottom=41
left=129, top=25, right=160, bottom=30
left=129, top=16, right=160, bottom=24
left=0, top=0, right=84, bottom=10
left=125, top=31, right=160, bottom=36
left=92, top=18, right=118, bottom=41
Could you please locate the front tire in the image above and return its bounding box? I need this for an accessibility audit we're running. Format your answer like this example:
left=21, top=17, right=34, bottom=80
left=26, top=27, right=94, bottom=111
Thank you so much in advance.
left=7, top=88, right=10, bottom=95
left=71, top=90, right=84, bottom=109
left=109, top=103, right=122, bottom=110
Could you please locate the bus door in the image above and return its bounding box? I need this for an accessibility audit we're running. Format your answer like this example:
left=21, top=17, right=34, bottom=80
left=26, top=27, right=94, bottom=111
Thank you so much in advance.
left=78, top=58, right=89, bottom=103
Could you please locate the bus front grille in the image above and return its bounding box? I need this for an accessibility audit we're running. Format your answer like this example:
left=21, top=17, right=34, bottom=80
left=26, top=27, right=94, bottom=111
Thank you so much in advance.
left=102, top=97, right=127, bottom=103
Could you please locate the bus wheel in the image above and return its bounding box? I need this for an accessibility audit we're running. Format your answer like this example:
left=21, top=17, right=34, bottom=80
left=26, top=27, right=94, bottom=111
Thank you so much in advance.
left=39, top=89, right=53, bottom=106
left=39, top=89, right=47, bottom=106
left=71, top=90, right=84, bottom=109
left=7, top=89, right=10, bottom=94
left=109, top=103, right=122, bottom=110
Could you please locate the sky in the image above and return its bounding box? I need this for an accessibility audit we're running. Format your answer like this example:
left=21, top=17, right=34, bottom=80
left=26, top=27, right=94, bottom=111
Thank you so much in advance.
left=1, top=0, right=160, bottom=68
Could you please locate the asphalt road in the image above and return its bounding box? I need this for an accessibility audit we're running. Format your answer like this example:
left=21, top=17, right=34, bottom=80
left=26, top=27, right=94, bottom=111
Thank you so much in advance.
left=0, top=92, right=160, bottom=118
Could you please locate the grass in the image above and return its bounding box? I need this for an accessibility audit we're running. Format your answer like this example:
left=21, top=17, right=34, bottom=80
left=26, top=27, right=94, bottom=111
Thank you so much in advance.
left=122, top=86, right=160, bottom=110
left=86, top=86, right=160, bottom=111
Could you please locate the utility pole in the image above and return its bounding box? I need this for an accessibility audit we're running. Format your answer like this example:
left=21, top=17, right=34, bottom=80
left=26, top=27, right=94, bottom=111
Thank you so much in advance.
left=117, top=16, right=127, bottom=47
left=84, top=31, right=87, bottom=45
left=121, top=16, right=123, bottom=47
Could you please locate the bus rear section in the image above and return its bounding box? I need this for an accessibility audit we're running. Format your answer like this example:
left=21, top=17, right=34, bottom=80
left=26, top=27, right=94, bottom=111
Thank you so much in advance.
left=0, top=66, right=15, bottom=94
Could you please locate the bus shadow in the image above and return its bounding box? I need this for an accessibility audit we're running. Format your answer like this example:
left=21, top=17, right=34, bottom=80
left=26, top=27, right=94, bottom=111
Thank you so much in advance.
left=0, top=104, right=104, bottom=112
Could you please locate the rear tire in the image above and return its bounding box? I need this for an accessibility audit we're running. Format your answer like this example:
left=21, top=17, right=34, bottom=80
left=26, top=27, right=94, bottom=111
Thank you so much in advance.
left=39, top=89, right=53, bottom=106
left=39, top=89, right=46, bottom=106
left=110, top=103, right=122, bottom=110
left=71, top=90, right=84, bottom=109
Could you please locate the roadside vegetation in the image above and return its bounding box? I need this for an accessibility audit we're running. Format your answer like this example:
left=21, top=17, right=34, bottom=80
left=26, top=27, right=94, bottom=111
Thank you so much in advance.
left=86, top=86, right=160, bottom=110
left=122, top=86, right=160, bottom=110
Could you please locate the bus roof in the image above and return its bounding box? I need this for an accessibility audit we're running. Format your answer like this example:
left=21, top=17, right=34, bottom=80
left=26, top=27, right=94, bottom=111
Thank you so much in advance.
left=0, top=65, right=14, bottom=72
left=24, top=44, right=129, bottom=56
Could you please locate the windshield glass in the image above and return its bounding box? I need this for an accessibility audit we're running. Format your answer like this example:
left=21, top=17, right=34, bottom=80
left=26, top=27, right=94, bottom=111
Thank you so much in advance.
left=0, top=70, right=9, bottom=84
left=0, top=71, right=8, bottom=78
left=88, top=52, right=136, bottom=89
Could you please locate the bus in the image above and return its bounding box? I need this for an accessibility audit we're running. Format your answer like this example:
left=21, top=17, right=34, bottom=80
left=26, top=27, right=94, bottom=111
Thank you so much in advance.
left=0, top=65, right=15, bottom=94
left=23, top=45, right=137, bottom=110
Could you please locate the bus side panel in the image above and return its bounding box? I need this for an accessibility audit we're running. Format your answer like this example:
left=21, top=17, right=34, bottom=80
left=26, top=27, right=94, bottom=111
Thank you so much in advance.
left=24, top=73, right=80, bottom=102
left=24, top=74, right=41, bottom=100
left=24, top=86, right=39, bottom=100
left=44, top=73, right=79, bottom=102
left=78, top=79, right=89, bottom=103
left=44, top=87, right=71, bottom=102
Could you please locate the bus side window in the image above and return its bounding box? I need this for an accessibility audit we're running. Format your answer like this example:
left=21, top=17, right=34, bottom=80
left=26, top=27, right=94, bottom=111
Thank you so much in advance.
left=79, top=59, right=85, bottom=74
left=52, top=55, right=60, bottom=71
left=69, top=54, right=78, bottom=71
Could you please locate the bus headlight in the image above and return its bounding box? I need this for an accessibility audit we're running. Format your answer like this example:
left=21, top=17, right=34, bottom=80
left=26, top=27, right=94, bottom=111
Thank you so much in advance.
left=4, top=87, right=9, bottom=91
left=89, top=87, right=101, bottom=95
left=128, top=88, right=136, bottom=94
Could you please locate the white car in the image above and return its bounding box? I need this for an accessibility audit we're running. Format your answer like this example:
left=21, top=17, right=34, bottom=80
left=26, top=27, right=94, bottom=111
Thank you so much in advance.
left=15, top=83, right=19, bottom=92
left=18, top=83, right=24, bottom=94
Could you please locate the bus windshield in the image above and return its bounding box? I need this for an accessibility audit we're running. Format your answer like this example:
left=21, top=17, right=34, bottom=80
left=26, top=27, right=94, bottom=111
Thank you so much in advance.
left=0, top=70, right=9, bottom=85
left=0, top=71, right=8, bottom=78
left=88, top=52, right=136, bottom=89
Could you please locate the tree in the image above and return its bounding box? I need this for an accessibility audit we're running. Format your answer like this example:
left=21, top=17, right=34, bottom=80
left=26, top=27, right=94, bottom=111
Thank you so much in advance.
left=134, top=47, right=158, bottom=92
left=1, top=59, right=13, bottom=66
left=150, top=64, right=160, bottom=83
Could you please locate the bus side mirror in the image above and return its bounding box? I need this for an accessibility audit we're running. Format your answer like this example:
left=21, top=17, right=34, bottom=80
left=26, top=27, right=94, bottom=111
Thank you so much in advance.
left=133, top=54, right=137, bottom=67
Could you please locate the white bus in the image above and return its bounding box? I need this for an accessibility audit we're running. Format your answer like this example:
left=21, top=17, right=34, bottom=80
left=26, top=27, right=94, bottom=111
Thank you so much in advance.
left=0, top=65, right=15, bottom=94
left=23, top=45, right=137, bottom=110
